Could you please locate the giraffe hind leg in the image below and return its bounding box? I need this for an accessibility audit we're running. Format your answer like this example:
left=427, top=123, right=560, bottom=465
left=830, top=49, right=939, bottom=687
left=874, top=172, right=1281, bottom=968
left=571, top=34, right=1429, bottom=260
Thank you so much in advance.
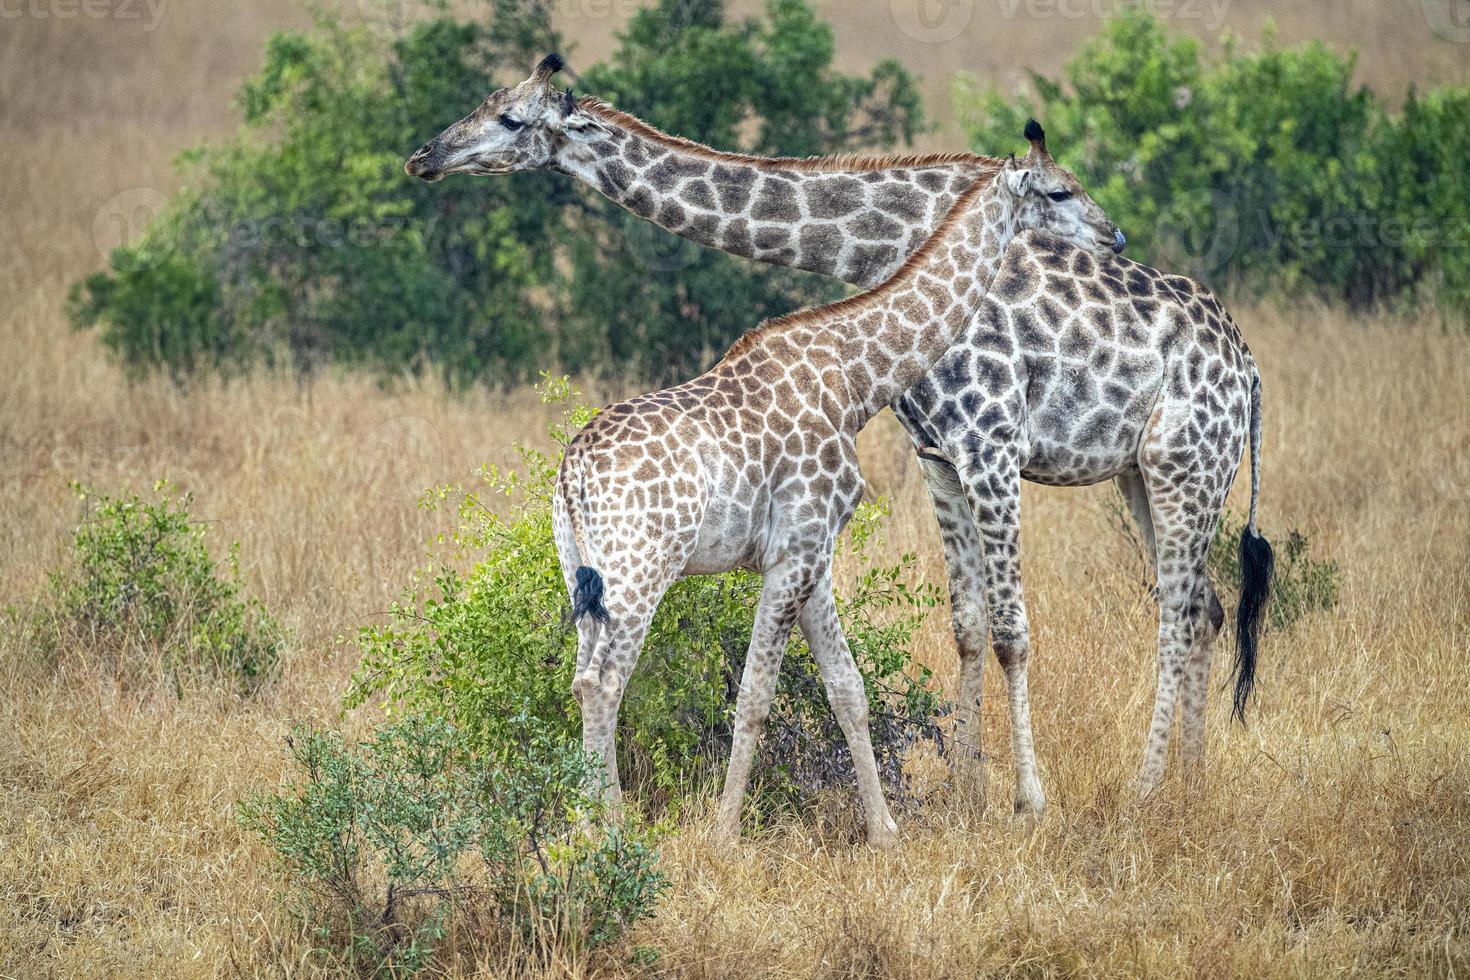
left=566, top=538, right=682, bottom=811
left=1178, top=577, right=1224, bottom=774
left=1136, top=459, right=1228, bottom=799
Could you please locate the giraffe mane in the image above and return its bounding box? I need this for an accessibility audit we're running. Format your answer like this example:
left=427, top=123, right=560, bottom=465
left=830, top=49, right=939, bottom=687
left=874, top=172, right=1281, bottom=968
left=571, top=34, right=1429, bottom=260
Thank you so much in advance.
left=720, top=171, right=995, bottom=361
left=577, top=98, right=1003, bottom=175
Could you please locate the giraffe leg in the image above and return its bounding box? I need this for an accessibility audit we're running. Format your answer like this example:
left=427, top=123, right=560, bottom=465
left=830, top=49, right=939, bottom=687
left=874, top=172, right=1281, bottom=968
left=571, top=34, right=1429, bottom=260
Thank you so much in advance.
left=1178, top=574, right=1225, bottom=773
left=955, top=452, right=1044, bottom=816
left=798, top=577, right=899, bottom=848
left=892, top=403, right=991, bottom=778
left=567, top=552, right=679, bottom=813
left=913, top=455, right=991, bottom=782
left=715, top=562, right=815, bottom=842
left=1136, top=479, right=1221, bottom=799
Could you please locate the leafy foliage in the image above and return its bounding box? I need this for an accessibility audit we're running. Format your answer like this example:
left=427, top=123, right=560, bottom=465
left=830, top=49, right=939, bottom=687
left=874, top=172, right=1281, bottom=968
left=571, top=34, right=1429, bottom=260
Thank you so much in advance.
left=238, top=713, right=666, bottom=974
left=957, top=13, right=1470, bottom=313
left=69, top=0, right=926, bottom=384
left=31, top=482, right=283, bottom=692
left=1208, top=514, right=1339, bottom=632
left=347, top=379, right=947, bottom=816
left=1109, top=494, right=1339, bottom=634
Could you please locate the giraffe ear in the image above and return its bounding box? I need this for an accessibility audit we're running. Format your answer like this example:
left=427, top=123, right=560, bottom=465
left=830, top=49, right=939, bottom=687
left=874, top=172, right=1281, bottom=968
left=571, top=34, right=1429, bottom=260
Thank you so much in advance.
left=561, top=104, right=608, bottom=138
left=1003, top=167, right=1034, bottom=198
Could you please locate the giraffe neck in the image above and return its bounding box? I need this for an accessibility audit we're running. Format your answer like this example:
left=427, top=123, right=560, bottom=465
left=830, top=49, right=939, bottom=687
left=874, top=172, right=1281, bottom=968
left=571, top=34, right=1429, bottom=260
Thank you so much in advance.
left=552, top=99, right=998, bottom=288
left=834, top=179, right=1020, bottom=425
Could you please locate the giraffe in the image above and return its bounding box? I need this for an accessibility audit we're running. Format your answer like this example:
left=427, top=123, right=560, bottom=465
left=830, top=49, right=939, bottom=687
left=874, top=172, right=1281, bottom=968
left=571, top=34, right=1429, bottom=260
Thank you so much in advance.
left=545, top=138, right=1118, bottom=846
left=405, top=56, right=1274, bottom=810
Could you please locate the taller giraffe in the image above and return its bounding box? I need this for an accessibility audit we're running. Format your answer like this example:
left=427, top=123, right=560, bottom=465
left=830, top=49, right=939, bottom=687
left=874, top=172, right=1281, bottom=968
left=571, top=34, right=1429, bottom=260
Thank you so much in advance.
left=548, top=141, right=1119, bottom=845
left=406, top=56, right=1273, bottom=808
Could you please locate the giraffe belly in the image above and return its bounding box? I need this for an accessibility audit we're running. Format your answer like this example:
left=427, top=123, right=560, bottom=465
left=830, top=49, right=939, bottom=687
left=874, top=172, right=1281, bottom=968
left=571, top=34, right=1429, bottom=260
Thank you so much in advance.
left=1020, top=445, right=1136, bottom=487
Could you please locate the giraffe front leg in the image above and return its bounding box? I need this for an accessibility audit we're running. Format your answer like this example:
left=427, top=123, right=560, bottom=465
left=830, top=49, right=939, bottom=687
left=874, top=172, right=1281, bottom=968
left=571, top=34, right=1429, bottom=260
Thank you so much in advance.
left=892, top=403, right=993, bottom=780
left=798, top=576, right=899, bottom=848
left=955, top=450, right=1044, bottom=816
left=715, top=564, right=812, bottom=843
left=907, top=444, right=991, bottom=795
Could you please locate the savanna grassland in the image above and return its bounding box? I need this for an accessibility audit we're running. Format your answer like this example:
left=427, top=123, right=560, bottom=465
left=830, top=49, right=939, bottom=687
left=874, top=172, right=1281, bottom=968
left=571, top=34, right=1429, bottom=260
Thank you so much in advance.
left=3, top=1, right=1470, bottom=977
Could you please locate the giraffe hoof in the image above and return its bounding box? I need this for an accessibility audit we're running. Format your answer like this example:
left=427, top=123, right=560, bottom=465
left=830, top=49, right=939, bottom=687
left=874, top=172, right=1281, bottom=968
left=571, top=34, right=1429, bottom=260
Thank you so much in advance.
left=867, top=816, right=900, bottom=849
left=712, top=814, right=742, bottom=847
left=1012, top=798, right=1045, bottom=819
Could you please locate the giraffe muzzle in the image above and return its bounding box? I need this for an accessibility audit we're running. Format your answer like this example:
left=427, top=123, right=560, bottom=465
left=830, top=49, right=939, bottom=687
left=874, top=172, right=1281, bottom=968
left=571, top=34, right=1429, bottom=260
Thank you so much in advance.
left=404, top=143, right=445, bottom=181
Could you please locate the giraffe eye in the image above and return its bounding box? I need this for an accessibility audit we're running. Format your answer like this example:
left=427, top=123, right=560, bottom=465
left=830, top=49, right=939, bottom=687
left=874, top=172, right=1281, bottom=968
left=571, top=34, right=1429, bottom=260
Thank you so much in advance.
left=499, top=113, right=525, bottom=131
left=1047, top=190, right=1073, bottom=202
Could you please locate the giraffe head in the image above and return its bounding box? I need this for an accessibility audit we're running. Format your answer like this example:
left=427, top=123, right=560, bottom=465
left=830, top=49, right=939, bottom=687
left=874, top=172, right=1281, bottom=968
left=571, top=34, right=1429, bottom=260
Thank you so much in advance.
left=999, top=120, right=1126, bottom=257
left=404, top=54, right=581, bottom=181
left=408, top=53, right=579, bottom=182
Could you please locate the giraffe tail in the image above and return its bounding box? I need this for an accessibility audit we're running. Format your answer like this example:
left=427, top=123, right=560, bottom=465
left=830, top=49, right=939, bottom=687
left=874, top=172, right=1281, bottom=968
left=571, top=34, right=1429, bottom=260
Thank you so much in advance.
left=564, top=461, right=611, bottom=628
left=572, top=566, right=610, bottom=626
left=1233, top=365, right=1274, bottom=724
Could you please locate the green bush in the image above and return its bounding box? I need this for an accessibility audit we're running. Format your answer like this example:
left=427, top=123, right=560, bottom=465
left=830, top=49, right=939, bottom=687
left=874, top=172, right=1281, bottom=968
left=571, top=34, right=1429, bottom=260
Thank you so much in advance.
left=238, top=713, right=665, bottom=974
left=1208, top=514, right=1339, bottom=632
left=347, top=379, right=946, bottom=817
left=68, top=0, right=924, bottom=385
left=1108, top=496, right=1339, bottom=633
left=31, top=482, right=283, bottom=692
left=956, top=13, right=1470, bottom=314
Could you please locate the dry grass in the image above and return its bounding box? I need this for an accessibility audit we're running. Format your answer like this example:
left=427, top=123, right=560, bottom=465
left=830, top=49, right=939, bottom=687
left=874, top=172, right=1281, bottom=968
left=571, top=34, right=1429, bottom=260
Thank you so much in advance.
left=3, top=2, right=1470, bottom=977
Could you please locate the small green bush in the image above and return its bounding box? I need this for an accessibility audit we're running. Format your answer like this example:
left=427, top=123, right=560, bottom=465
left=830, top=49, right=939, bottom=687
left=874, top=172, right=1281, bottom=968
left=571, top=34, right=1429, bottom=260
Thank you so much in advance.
left=1109, top=495, right=1339, bottom=633
left=347, top=378, right=946, bottom=816
left=238, top=713, right=665, bottom=974
left=957, top=12, right=1470, bottom=314
left=33, top=481, right=283, bottom=692
left=1208, top=514, right=1339, bottom=632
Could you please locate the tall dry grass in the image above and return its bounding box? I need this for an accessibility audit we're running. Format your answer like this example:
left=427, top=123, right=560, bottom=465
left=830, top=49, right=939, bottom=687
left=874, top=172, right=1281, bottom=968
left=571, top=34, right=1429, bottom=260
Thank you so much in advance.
left=3, top=1, right=1469, bottom=976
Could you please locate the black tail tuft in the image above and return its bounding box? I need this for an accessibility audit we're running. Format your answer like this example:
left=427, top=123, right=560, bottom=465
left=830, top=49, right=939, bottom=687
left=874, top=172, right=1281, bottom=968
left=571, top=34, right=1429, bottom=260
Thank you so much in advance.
left=572, top=565, right=610, bottom=626
left=1233, top=526, right=1274, bottom=723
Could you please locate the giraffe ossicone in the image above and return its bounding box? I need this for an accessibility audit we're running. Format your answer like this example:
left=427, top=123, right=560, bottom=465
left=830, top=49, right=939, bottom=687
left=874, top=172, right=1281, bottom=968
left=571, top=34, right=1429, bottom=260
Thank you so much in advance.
left=408, top=54, right=1272, bottom=821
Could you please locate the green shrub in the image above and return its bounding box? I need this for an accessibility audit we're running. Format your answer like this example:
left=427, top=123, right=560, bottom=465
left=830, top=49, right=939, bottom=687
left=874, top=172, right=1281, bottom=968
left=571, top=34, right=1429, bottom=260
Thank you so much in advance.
left=1208, top=514, right=1339, bottom=632
left=347, top=379, right=946, bottom=817
left=238, top=713, right=665, bottom=974
left=1108, top=496, right=1339, bottom=633
left=956, top=13, right=1470, bottom=315
left=32, top=481, right=283, bottom=692
left=69, top=0, right=924, bottom=385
